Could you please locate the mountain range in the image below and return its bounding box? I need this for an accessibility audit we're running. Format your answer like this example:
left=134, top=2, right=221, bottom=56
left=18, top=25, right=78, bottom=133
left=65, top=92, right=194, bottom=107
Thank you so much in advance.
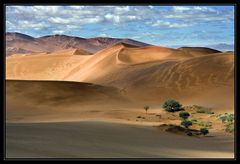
left=6, top=32, right=150, bottom=56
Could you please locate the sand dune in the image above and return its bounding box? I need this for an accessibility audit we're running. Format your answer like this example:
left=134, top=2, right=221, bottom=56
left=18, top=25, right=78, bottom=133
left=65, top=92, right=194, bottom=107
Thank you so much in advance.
left=6, top=80, right=133, bottom=122
left=177, top=47, right=221, bottom=57
left=64, top=45, right=234, bottom=108
left=6, top=44, right=234, bottom=108
left=6, top=48, right=93, bottom=80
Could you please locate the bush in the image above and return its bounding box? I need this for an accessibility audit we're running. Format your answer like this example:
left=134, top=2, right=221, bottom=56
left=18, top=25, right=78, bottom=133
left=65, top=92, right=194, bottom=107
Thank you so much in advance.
left=194, top=105, right=214, bottom=114
left=181, top=120, right=192, bottom=128
left=200, top=128, right=209, bottom=135
left=217, top=113, right=234, bottom=123
left=186, top=131, right=193, bottom=136
left=225, top=122, right=234, bottom=133
left=217, top=113, right=234, bottom=133
left=191, top=119, right=212, bottom=127
left=162, top=99, right=182, bottom=112
left=179, top=111, right=190, bottom=120
left=144, top=105, right=149, bottom=114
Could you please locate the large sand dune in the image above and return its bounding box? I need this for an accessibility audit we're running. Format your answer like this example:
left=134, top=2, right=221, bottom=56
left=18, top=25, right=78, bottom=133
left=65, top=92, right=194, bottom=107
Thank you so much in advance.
left=6, top=44, right=234, bottom=108
left=64, top=45, right=234, bottom=108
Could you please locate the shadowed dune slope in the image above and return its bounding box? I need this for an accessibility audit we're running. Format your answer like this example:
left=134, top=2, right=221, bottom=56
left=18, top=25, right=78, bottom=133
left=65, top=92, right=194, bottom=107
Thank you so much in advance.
left=178, top=47, right=221, bottom=57
left=6, top=80, right=130, bottom=122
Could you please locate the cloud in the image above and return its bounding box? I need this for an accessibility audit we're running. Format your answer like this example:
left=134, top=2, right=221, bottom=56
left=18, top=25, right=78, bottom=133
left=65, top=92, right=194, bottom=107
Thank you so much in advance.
left=149, top=20, right=192, bottom=28
left=104, top=13, right=139, bottom=24
left=80, top=16, right=104, bottom=24
left=5, top=5, right=234, bottom=47
left=114, top=6, right=130, bottom=14
left=49, top=17, right=71, bottom=24
left=173, top=6, right=191, bottom=12
left=105, top=14, right=120, bottom=23
left=52, top=30, right=65, bottom=34
left=69, top=6, right=85, bottom=9
left=148, top=6, right=154, bottom=9
left=98, top=33, right=112, bottom=37
left=21, top=21, right=48, bottom=30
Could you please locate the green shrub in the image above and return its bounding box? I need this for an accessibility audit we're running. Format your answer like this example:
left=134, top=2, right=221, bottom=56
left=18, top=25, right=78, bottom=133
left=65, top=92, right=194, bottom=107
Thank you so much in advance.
left=144, top=105, right=149, bottom=114
left=181, top=120, right=192, bottom=128
left=186, top=131, right=193, bottom=136
left=200, top=128, right=209, bottom=135
left=217, top=113, right=234, bottom=133
left=162, top=99, right=182, bottom=112
left=225, top=122, right=234, bottom=133
left=179, top=111, right=190, bottom=120
left=217, top=113, right=234, bottom=123
left=191, top=119, right=212, bottom=127
left=193, top=105, right=214, bottom=114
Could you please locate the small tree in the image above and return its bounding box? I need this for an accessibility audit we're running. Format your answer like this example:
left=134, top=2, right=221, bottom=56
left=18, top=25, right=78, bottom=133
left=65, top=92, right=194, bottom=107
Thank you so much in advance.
left=200, top=128, right=209, bottom=135
left=144, top=105, right=149, bottom=114
left=181, top=120, right=192, bottom=128
left=162, top=99, right=182, bottom=112
left=179, top=111, right=190, bottom=120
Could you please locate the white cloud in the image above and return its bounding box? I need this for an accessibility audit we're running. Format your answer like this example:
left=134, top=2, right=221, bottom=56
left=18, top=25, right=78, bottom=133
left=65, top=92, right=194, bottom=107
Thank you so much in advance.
left=52, top=30, right=65, bottom=34
left=114, top=6, right=130, bottom=14
left=173, top=6, right=191, bottom=12
left=69, top=6, right=85, bottom=9
left=98, top=33, right=111, bottom=37
left=104, top=13, right=139, bottom=24
left=148, top=6, right=154, bottom=9
left=80, top=16, right=104, bottom=24
left=193, top=6, right=215, bottom=12
left=49, top=17, right=71, bottom=24
left=105, top=14, right=120, bottom=23
left=150, top=20, right=191, bottom=28
left=21, top=21, right=47, bottom=30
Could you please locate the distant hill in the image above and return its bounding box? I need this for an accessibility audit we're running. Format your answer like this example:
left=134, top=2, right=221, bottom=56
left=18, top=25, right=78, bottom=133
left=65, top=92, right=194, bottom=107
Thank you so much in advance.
left=6, top=32, right=150, bottom=56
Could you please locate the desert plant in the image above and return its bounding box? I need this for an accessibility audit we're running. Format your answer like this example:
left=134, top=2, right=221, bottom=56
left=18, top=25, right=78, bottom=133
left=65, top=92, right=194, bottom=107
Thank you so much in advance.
left=217, top=113, right=234, bottom=133
left=144, top=105, right=149, bottom=114
left=218, top=113, right=234, bottom=123
left=179, top=111, right=190, bottom=120
left=185, top=131, right=193, bottom=136
left=162, top=99, right=182, bottom=112
left=200, top=128, right=209, bottom=135
left=181, top=120, right=192, bottom=128
left=225, top=122, right=234, bottom=133
left=191, top=119, right=212, bottom=127
left=193, top=105, right=214, bottom=114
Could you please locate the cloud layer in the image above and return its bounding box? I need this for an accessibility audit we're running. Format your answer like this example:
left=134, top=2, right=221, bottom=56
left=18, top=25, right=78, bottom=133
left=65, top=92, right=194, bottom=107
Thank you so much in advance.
left=6, top=5, right=234, bottom=49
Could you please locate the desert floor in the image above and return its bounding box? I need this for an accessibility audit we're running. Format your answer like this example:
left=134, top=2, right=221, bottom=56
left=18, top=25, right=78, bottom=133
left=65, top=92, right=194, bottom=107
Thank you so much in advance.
left=6, top=121, right=234, bottom=158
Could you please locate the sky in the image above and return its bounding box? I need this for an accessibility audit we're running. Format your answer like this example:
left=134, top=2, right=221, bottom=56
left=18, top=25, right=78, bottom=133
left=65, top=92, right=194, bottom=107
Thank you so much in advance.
left=6, top=5, right=234, bottom=50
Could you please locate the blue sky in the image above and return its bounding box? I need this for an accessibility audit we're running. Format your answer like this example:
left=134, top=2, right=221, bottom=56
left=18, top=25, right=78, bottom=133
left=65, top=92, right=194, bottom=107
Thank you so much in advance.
left=6, top=5, right=234, bottom=50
